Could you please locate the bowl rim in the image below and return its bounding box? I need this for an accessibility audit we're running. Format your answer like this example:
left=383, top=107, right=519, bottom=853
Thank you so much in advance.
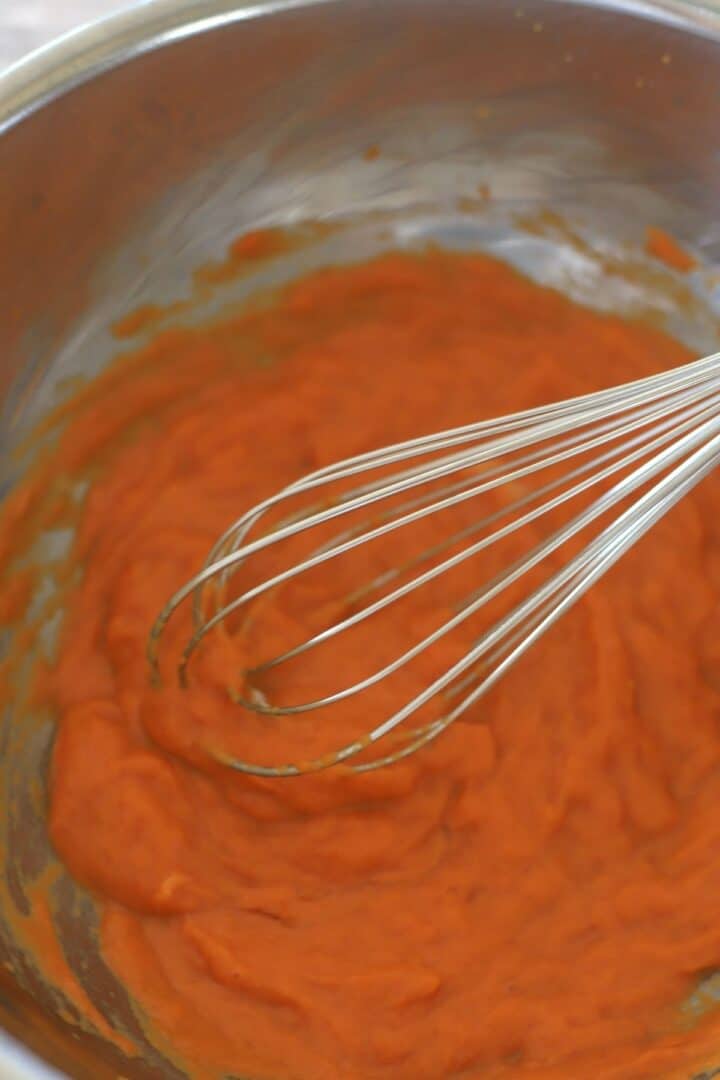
left=1, top=0, right=720, bottom=1077
left=0, top=0, right=333, bottom=136
left=1, top=0, right=720, bottom=135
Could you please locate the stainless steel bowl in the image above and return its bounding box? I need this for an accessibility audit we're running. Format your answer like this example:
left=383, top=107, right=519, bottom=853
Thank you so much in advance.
left=2, top=1, right=720, bottom=1077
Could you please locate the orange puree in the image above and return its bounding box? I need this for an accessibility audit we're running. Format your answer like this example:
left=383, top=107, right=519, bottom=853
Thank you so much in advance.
left=6, top=249, right=720, bottom=1078
left=645, top=226, right=698, bottom=273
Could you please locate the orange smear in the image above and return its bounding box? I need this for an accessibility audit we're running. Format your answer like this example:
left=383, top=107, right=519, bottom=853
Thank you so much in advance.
left=646, top=226, right=697, bottom=273
left=193, top=227, right=292, bottom=287
left=112, top=302, right=189, bottom=340
left=2, top=248, right=720, bottom=1079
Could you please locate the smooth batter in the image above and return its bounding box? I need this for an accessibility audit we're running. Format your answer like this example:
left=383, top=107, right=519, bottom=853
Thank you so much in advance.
left=4, top=248, right=720, bottom=1079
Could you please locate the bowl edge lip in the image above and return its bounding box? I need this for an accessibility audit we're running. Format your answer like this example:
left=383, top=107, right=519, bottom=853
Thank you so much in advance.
left=0, top=0, right=336, bottom=135
left=1, top=0, right=720, bottom=135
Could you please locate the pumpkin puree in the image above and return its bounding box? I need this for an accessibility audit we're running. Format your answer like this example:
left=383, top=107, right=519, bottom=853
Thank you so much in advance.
left=8, top=248, right=720, bottom=1078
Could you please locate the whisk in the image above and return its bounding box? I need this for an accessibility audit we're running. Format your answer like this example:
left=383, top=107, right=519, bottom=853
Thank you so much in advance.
left=148, top=351, right=720, bottom=778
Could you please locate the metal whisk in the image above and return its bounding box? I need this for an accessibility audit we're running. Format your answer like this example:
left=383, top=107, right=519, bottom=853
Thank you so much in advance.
left=148, top=351, right=720, bottom=777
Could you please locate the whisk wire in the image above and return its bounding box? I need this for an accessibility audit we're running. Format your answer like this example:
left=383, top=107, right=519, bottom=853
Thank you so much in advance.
left=244, top=387, right=720, bottom=681
left=148, top=353, right=720, bottom=777
left=176, top=378, right=720, bottom=683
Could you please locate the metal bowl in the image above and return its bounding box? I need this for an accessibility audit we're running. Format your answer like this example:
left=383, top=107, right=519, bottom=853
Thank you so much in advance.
left=2, top=1, right=720, bottom=1076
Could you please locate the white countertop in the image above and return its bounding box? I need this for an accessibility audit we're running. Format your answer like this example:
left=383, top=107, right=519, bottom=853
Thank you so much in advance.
left=0, top=0, right=132, bottom=72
